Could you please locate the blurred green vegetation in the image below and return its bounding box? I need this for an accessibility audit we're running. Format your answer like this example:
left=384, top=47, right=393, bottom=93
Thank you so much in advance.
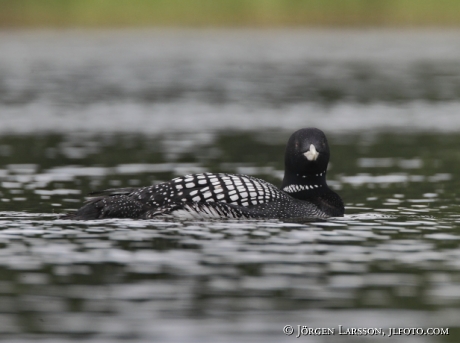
left=1, top=0, right=460, bottom=27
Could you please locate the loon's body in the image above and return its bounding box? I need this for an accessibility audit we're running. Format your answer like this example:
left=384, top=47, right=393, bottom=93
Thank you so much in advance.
left=63, top=128, right=344, bottom=220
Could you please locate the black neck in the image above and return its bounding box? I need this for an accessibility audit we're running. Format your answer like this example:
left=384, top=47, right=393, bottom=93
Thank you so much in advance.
left=281, top=170, right=344, bottom=217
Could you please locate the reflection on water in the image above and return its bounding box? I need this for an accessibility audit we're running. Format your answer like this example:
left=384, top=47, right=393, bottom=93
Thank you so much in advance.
left=1, top=30, right=460, bottom=134
left=2, top=30, right=460, bottom=105
left=0, top=131, right=459, bottom=342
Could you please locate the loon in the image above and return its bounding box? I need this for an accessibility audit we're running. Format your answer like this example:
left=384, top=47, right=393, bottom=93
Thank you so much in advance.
left=63, top=128, right=344, bottom=220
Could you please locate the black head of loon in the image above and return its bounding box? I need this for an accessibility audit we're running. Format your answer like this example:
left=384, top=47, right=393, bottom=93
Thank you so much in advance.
left=281, top=128, right=344, bottom=217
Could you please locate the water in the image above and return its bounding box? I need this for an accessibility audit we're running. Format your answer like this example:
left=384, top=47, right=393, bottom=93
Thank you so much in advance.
left=1, top=30, right=460, bottom=342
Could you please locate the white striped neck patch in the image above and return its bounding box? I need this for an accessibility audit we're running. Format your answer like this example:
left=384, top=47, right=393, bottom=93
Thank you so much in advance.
left=282, top=184, right=322, bottom=193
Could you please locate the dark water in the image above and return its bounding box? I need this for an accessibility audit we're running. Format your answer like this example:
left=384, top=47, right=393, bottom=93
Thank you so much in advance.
left=1, top=131, right=460, bottom=342
left=1, top=30, right=460, bottom=342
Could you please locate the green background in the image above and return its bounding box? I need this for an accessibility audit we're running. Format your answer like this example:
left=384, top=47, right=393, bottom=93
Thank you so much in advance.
left=1, top=0, right=460, bottom=28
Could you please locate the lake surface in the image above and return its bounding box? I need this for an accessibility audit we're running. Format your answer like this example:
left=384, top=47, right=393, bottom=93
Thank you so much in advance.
left=1, top=29, right=460, bottom=342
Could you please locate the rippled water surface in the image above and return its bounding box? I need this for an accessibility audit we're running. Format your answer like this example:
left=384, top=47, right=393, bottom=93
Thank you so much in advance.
left=1, top=30, right=460, bottom=342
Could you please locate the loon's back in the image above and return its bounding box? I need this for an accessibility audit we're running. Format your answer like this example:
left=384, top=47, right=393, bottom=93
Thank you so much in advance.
left=64, top=173, right=335, bottom=220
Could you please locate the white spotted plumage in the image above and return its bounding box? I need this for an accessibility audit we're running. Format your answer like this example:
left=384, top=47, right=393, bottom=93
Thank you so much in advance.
left=166, top=173, right=288, bottom=209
